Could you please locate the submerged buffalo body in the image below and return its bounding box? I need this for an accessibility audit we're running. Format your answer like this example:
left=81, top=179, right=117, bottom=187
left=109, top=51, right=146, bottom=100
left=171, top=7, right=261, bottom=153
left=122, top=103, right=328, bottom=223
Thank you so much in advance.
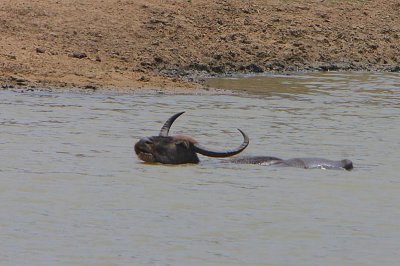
left=232, top=156, right=353, bottom=170
left=135, top=112, right=353, bottom=170
left=135, top=112, right=249, bottom=164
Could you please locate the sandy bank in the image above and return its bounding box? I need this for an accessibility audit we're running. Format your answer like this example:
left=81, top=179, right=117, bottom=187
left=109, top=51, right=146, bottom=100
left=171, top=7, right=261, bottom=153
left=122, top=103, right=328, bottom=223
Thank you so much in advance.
left=1, top=0, right=399, bottom=91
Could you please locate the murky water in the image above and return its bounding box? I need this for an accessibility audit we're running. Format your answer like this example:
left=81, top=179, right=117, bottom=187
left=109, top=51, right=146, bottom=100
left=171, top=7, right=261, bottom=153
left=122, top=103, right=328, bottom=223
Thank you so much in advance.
left=1, top=72, right=399, bottom=265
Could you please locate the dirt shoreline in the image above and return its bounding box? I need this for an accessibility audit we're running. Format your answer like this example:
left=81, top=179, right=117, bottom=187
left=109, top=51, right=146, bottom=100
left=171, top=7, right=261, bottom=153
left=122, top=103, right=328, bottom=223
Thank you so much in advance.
left=1, top=0, right=399, bottom=92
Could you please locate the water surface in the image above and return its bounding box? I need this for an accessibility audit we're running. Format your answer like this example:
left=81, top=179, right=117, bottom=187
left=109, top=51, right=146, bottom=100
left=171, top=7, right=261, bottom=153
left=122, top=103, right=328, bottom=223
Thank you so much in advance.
left=1, top=72, right=399, bottom=265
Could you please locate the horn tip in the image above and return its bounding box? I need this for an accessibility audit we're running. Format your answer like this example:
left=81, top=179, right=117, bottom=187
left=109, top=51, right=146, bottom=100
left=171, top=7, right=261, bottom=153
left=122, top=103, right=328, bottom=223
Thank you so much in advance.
left=237, top=128, right=249, bottom=143
left=237, top=128, right=246, bottom=136
left=174, top=111, right=185, bottom=119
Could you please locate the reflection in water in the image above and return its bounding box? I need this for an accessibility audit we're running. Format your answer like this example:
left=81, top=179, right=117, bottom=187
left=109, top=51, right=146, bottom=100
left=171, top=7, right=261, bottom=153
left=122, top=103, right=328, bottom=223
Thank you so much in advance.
left=1, top=72, right=400, bottom=265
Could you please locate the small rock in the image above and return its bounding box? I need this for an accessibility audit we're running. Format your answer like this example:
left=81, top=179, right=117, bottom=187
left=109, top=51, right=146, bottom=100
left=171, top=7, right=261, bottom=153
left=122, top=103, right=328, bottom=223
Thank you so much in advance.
left=390, top=66, right=400, bottom=72
left=10, top=76, right=28, bottom=84
left=36, top=47, right=46, bottom=53
left=70, top=51, right=87, bottom=59
left=95, top=55, right=101, bottom=62
left=368, top=43, right=379, bottom=50
left=211, top=65, right=225, bottom=73
left=213, top=53, right=222, bottom=60
left=246, top=64, right=263, bottom=73
left=154, top=57, right=163, bottom=63
left=319, top=64, right=339, bottom=71
left=83, top=84, right=97, bottom=90
left=189, top=63, right=209, bottom=72
left=137, top=76, right=150, bottom=82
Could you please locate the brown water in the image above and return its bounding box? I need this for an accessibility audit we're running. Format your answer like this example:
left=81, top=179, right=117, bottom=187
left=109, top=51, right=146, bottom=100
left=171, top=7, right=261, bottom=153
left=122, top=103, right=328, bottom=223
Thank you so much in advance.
left=1, top=72, right=399, bottom=265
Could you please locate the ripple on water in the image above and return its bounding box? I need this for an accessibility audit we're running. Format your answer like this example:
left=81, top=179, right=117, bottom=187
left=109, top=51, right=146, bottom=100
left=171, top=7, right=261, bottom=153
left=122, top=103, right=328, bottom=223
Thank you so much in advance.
left=1, top=72, right=400, bottom=265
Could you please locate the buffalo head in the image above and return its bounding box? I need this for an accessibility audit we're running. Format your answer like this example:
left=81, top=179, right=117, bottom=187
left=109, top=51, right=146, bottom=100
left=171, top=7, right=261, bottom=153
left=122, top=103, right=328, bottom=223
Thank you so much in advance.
left=135, top=112, right=249, bottom=164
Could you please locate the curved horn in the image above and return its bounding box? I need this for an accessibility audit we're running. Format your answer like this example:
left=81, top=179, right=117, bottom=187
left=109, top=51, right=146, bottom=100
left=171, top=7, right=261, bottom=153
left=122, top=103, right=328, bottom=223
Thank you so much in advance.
left=193, top=129, right=249, bottom=157
left=159, top=111, right=185, bottom=136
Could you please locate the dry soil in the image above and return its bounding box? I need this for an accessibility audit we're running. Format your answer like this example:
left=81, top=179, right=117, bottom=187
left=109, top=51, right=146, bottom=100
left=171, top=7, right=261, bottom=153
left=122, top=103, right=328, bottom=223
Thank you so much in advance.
left=1, top=0, right=399, bottom=92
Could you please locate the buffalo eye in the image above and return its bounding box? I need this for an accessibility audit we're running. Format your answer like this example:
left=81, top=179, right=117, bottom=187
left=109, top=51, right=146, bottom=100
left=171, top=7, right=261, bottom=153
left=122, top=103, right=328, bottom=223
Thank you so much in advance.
left=175, top=140, right=190, bottom=149
left=143, top=138, right=153, bottom=145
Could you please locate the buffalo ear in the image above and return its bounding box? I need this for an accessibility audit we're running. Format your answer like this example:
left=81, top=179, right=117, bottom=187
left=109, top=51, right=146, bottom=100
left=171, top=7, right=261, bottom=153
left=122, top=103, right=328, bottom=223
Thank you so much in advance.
left=175, top=140, right=191, bottom=149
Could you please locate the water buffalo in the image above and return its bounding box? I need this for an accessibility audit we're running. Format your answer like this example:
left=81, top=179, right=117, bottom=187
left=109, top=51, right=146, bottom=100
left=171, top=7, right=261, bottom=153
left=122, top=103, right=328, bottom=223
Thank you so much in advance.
left=135, top=112, right=249, bottom=164
left=231, top=156, right=353, bottom=170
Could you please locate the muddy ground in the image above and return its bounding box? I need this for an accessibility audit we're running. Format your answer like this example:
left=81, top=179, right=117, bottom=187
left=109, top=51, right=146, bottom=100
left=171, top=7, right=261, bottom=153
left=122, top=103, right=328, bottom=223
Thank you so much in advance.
left=1, top=0, right=399, bottom=92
